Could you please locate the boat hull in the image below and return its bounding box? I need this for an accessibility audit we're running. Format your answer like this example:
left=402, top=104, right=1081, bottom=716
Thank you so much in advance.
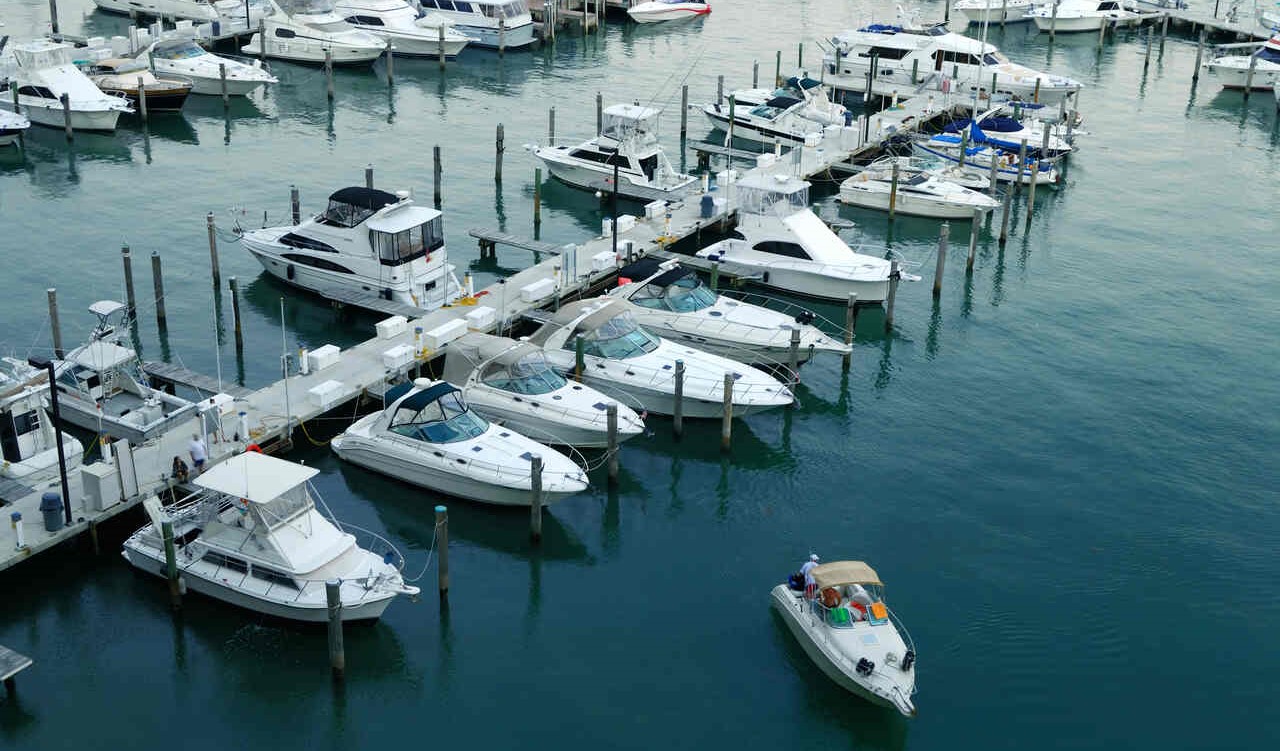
left=838, top=186, right=995, bottom=219
left=914, top=143, right=1057, bottom=186
left=92, top=0, right=219, bottom=22
left=1205, top=62, right=1278, bottom=91
left=1, top=101, right=123, bottom=132
left=702, top=105, right=815, bottom=145
left=628, top=5, right=711, bottom=24
left=955, top=6, right=1033, bottom=24
left=452, top=21, right=537, bottom=49
left=535, top=148, right=695, bottom=202
left=163, top=68, right=271, bottom=96
left=244, top=240, right=426, bottom=308
left=358, top=30, right=469, bottom=58
left=1031, top=13, right=1137, bottom=32
left=241, top=36, right=384, bottom=65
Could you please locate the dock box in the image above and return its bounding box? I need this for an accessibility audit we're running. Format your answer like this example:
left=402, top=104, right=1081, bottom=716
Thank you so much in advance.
left=308, top=380, right=347, bottom=409
left=423, top=319, right=468, bottom=350
left=381, top=344, right=415, bottom=370
left=591, top=250, right=617, bottom=272
left=600, top=215, right=638, bottom=237
left=520, top=278, right=557, bottom=303
left=306, top=344, right=341, bottom=372
left=201, top=392, right=237, bottom=417
left=464, top=306, right=496, bottom=331
left=375, top=315, right=408, bottom=340
left=756, top=153, right=778, bottom=168
left=643, top=200, right=667, bottom=219
left=81, top=462, right=120, bottom=512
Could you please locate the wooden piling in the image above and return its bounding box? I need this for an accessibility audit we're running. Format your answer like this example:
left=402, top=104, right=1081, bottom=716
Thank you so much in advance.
left=958, top=128, right=969, bottom=169
left=258, top=20, right=266, bottom=63
left=434, top=505, right=449, bottom=596
left=533, top=167, right=542, bottom=226
left=775, top=50, right=781, bottom=87
left=136, top=76, right=149, bottom=123
left=60, top=93, right=72, bottom=140
left=1244, top=55, right=1258, bottom=100
left=365, top=164, right=374, bottom=189
left=888, top=161, right=900, bottom=222
left=438, top=24, right=446, bottom=69
left=1026, top=162, right=1040, bottom=222
left=752, top=60, right=759, bottom=88
left=596, top=92, right=603, bottom=135
left=385, top=39, right=394, bottom=85
left=219, top=62, right=228, bottom=107
left=884, top=260, right=899, bottom=332
left=206, top=212, right=220, bottom=283
left=324, top=49, right=334, bottom=100
left=1050, top=0, right=1058, bottom=41
left=548, top=106, right=556, bottom=145
left=680, top=85, right=688, bottom=137
left=499, top=16, right=506, bottom=55
left=998, top=188, right=1012, bottom=245
left=494, top=124, right=504, bottom=183
left=797, top=41, right=803, bottom=68
left=49, top=0, right=60, bottom=34
left=290, top=185, right=300, bottom=224
left=530, top=455, right=544, bottom=541
left=841, top=293, right=857, bottom=371
left=229, top=276, right=243, bottom=349
left=606, top=403, right=619, bottom=485
left=1192, top=29, right=1206, bottom=83
left=787, top=327, right=801, bottom=386
left=720, top=373, right=733, bottom=452
left=161, top=518, right=181, bottom=610
left=673, top=359, right=685, bottom=437
left=988, top=155, right=999, bottom=196
left=1014, top=139, right=1028, bottom=195
left=967, top=209, right=981, bottom=274
left=151, top=252, right=167, bottom=329
left=325, top=580, right=344, bottom=678
left=433, top=145, right=442, bottom=209
left=717, top=75, right=724, bottom=104
left=1001, top=0, right=1008, bottom=27
left=574, top=336, right=585, bottom=381
left=932, top=222, right=949, bottom=298
left=121, top=244, right=137, bottom=317
left=47, top=289, right=64, bottom=358
left=1160, top=13, right=1169, bottom=53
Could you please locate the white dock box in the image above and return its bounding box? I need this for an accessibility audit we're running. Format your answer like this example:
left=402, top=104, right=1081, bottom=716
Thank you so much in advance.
left=591, top=250, right=617, bottom=272
left=307, top=344, right=341, bottom=372
left=308, top=379, right=346, bottom=409
left=755, top=153, right=778, bottom=168
left=520, top=278, right=557, bottom=303
left=600, top=215, right=638, bottom=237
left=375, top=315, right=408, bottom=340
left=81, top=462, right=120, bottom=512
left=424, top=318, right=468, bottom=349
left=643, top=200, right=667, bottom=219
left=381, top=344, right=415, bottom=370
left=464, top=306, right=496, bottom=331
left=201, top=392, right=236, bottom=417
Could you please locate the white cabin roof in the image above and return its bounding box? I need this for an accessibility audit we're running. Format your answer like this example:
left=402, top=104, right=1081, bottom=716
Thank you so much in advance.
left=89, top=300, right=126, bottom=318
left=365, top=203, right=440, bottom=233
left=69, top=341, right=136, bottom=371
left=194, top=451, right=320, bottom=504
left=603, top=104, right=661, bottom=121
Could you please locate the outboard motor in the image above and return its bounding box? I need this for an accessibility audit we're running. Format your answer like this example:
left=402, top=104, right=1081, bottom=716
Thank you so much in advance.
left=855, top=658, right=875, bottom=677
left=901, top=650, right=915, bottom=672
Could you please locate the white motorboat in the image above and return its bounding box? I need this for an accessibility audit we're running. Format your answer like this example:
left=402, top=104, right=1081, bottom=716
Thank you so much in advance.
left=839, top=161, right=999, bottom=218
left=242, top=0, right=388, bottom=65
left=84, top=58, right=194, bottom=112
left=939, top=108, right=1074, bottom=158
left=914, top=133, right=1059, bottom=185
left=606, top=257, right=852, bottom=367
left=1204, top=37, right=1280, bottom=91
left=239, top=185, right=462, bottom=310
left=0, top=41, right=132, bottom=132
left=336, top=1, right=472, bottom=58
left=524, top=298, right=794, bottom=418
left=772, top=560, right=917, bottom=717
left=411, top=0, right=536, bottom=49
left=52, top=302, right=200, bottom=446
left=146, top=35, right=277, bottom=96
left=702, top=92, right=828, bottom=145
left=0, top=358, right=82, bottom=484
left=440, top=333, right=646, bottom=448
left=697, top=174, right=896, bottom=303
left=1028, top=0, right=1141, bottom=33
left=952, top=0, right=1034, bottom=25
left=728, top=76, right=851, bottom=127
left=0, top=109, right=30, bottom=146
left=1261, top=3, right=1280, bottom=32
left=122, top=451, right=419, bottom=622
left=532, top=104, right=696, bottom=201
left=332, top=378, right=588, bottom=506
left=873, top=154, right=990, bottom=190
left=626, top=0, right=711, bottom=24
left=92, top=0, right=221, bottom=22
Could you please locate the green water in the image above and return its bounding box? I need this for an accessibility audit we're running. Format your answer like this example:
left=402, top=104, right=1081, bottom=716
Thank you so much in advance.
left=2, top=1, right=1279, bottom=749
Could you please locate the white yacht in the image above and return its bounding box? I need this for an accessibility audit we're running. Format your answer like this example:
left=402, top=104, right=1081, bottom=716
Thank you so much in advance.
left=532, top=104, right=696, bottom=202
left=146, top=35, right=278, bottom=96
left=1028, top=0, right=1140, bottom=33
left=0, top=109, right=30, bottom=146
left=697, top=174, right=896, bottom=303
left=332, top=379, right=588, bottom=506
left=411, top=0, right=535, bottom=49
left=772, top=560, right=917, bottom=717
left=1204, top=37, right=1280, bottom=91
left=92, top=0, right=221, bottom=22
left=440, top=333, right=646, bottom=448
left=952, top=0, right=1034, bottom=25
left=626, top=0, right=711, bottom=24
left=84, top=58, right=194, bottom=112
left=702, top=92, right=828, bottom=145
left=0, top=41, right=133, bottom=132
left=242, top=0, right=388, bottom=65
left=524, top=298, right=795, bottom=418
left=729, top=76, right=851, bottom=127
left=239, top=185, right=462, bottom=310
left=122, top=452, right=419, bottom=622
left=839, top=161, right=999, bottom=218
left=914, top=133, right=1059, bottom=185
left=0, top=358, right=83, bottom=484
left=52, top=302, right=200, bottom=446
left=606, top=257, right=852, bottom=367
left=336, top=1, right=473, bottom=58
left=872, top=154, right=990, bottom=190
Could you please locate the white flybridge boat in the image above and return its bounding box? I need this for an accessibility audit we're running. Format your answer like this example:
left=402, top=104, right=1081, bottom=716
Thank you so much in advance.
left=0, top=41, right=133, bottom=132
left=1204, top=37, right=1280, bottom=91
left=411, top=0, right=536, bottom=49
left=239, top=185, right=463, bottom=310
left=531, top=104, right=696, bottom=201
left=702, top=91, right=828, bottom=145
left=727, top=76, right=851, bottom=127
left=772, top=560, right=917, bottom=717
left=122, top=452, right=419, bottom=622
left=524, top=298, right=794, bottom=418
left=626, top=0, right=711, bottom=24
left=146, top=35, right=277, bottom=96
left=839, top=160, right=999, bottom=218
left=952, top=0, right=1034, bottom=25
left=0, top=109, right=30, bottom=146
left=696, top=174, right=896, bottom=303
left=606, top=257, right=852, bottom=366
left=91, top=0, right=221, bottom=22
left=0, top=358, right=83, bottom=484
left=440, top=333, right=646, bottom=448
left=332, top=379, right=588, bottom=506
left=242, top=0, right=387, bottom=64
left=1027, top=0, right=1141, bottom=33
left=335, top=1, right=473, bottom=58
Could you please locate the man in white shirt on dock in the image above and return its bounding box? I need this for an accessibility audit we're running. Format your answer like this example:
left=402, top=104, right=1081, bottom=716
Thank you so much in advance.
left=188, top=434, right=208, bottom=475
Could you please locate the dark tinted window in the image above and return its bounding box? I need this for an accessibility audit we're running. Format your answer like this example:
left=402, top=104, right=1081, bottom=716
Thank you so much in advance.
left=275, top=28, right=296, bottom=38
left=753, top=241, right=811, bottom=260
left=282, top=253, right=355, bottom=274
left=279, top=232, right=337, bottom=253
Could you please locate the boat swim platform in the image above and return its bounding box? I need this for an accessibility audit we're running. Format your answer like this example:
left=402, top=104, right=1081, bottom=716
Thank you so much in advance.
left=0, top=643, right=33, bottom=692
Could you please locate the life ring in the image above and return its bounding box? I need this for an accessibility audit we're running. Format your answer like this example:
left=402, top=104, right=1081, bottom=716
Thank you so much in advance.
left=245, top=443, right=262, bottom=453
left=820, top=587, right=840, bottom=609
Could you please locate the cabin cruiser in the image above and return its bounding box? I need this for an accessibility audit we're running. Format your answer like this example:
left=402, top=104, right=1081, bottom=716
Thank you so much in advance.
left=52, top=302, right=200, bottom=445
left=772, top=559, right=917, bottom=717
left=727, top=76, right=850, bottom=127
left=696, top=174, right=895, bottom=303
left=524, top=298, right=794, bottom=417
left=239, top=185, right=462, bottom=310
left=1027, top=0, right=1141, bottom=33
left=532, top=104, right=696, bottom=201
left=332, top=379, right=588, bottom=506
left=411, top=0, right=536, bottom=49
left=952, top=0, right=1034, bottom=25
left=91, top=0, right=221, bottom=22
left=0, top=41, right=133, bottom=132
left=626, top=0, right=711, bottom=24
left=702, top=92, right=828, bottom=145
left=869, top=154, right=990, bottom=190
left=0, top=358, right=83, bottom=484
left=0, top=109, right=30, bottom=146
left=940, top=108, right=1074, bottom=158
left=839, top=161, right=999, bottom=218
left=84, top=58, right=193, bottom=112
left=146, top=36, right=278, bottom=96
left=914, top=132, right=1059, bottom=185
left=441, top=333, right=646, bottom=448
left=607, top=257, right=851, bottom=367
left=336, top=1, right=473, bottom=58
left=1204, top=37, right=1280, bottom=91
left=122, top=452, right=418, bottom=622
left=242, top=0, right=388, bottom=65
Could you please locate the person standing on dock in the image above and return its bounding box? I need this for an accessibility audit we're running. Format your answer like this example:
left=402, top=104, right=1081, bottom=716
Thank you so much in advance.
left=188, top=434, right=208, bottom=474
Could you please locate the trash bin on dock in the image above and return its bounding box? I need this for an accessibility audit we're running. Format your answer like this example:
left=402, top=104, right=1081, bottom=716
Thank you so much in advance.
left=700, top=194, right=715, bottom=219
left=40, top=492, right=64, bottom=533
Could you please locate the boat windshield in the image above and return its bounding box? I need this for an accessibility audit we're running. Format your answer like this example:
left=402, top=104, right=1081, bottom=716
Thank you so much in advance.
left=289, top=0, right=337, bottom=12
left=982, top=52, right=1008, bottom=65
left=389, top=389, right=488, bottom=443
left=736, top=181, right=809, bottom=216
left=370, top=216, right=444, bottom=266
left=153, top=40, right=205, bottom=60
left=632, top=276, right=716, bottom=313
left=1259, top=47, right=1280, bottom=64
left=478, top=1, right=527, bottom=18
left=481, top=352, right=566, bottom=395
left=572, top=312, right=660, bottom=359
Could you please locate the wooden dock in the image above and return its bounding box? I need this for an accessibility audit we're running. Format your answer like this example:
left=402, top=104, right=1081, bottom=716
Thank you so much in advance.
left=143, top=362, right=253, bottom=399
left=0, top=644, right=32, bottom=693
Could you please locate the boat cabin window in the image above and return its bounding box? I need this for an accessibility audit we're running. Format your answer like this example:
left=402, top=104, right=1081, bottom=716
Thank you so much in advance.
left=1097, top=1, right=1121, bottom=9
left=281, top=253, right=355, bottom=274
left=933, top=50, right=981, bottom=67
left=370, top=216, right=443, bottom=266
left=477, top=1, right=527, bottom=18
left=346, top=15, right=385, bottom=25
left=17, top=85, right=56, bottom=100
left=389, top=389, right=488, bottom=443
left=856, top=45, right=910, bottom=60
left=202, top=551, right=249, bottom=575
left=983, top=51, right=1009, bottom=66
left=568, top=148, right=629, bottom=169
left=570, top=312, right=660, bottom=359
left=322, top=197, right=380, bottom=228
left=753, top=240, right=812, bottom=260
left=275, top=27, right=297, bottom=38
left=480, top=352, right=567, bottom=395
left=251, top=565, right=299, bottom=590
left=153, top=41, right=205, bottom=60
left=279, top=232, right=338, bottom=254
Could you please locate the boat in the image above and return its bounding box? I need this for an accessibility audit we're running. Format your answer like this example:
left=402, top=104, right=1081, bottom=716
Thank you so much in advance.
left=0, top=109, right=30, bottom=146
left=606, top=257, right=852, bottom=367
left=335, top=1, right=473, bottom=58
left=523, top=298, right=795, bottom=417
left=626, top=0, right=711, bottom=24
left=241, top=0, right=388, bottom=65
left=52, top=302, right=200, bottom=446
left=839, top=160, right=999, bottom=218
left=696, top=174, right=896, bottom=303
left=91, top=0, right=221, bottom=22
left=727, top=76, right=851, bottom=127
left=702, top=92, right=828, bottom=145
left=440, top=332, right=647, bottom=448
left=952, top=0, right=1034, bottom=25
left=914, top=131, right=1059, bottom=185
left=0, top=358, right=83, bottom=484
left=771, top=559, right=917, bottom=716
left=239, top=185, right=462, bottom=310
left=940, top=108, right=1074, bottom=158
left=1027, top=0, right=1141, bottom=33
left=84, top=58, right=193, bottom=112
left=871, top=154, right=990, bottom=190
left=145, top=35, right=278, bottom=96
left=0, top=41, right=133, bottom=132
left=531, top=104, right=696, bottom=201
left=410, top=0, right=536, bottom=49
left=1204, top=37, right=1280, bottom=91
left=1261, top=3, right=1280, bottom=33
left=331, top=378, right=589, bottom=506
left=122, top=451, right=419, bottom=622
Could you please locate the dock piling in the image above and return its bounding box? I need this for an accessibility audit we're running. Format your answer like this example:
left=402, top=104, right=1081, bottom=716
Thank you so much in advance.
left=1050, top=0, right=1058, bottom=41
left=574, top=336, right=584, bottom=381
left=49, top=0, right=60, bottom=34
left=121, top=244, right=137, bottom=317
left=495, top=124, right=504, bottom=183
left=433, top=145, right=442, bottom=209
left=933, top=222, right=949, bottom=298
left=219, top=63, right=228, bottom=107
left=998, top=189, right=1012, bottom=245
left=596, top=92, right=602, bottom=135
left=325, top=580, right=345, bottom=678
left=548, top=106, right=556, bottom=145
left=365, top=164, right=374, bottom=189
left=987, top=155, right=999, bottom=197
left=1027, top=161, right=1040, bottom=222
left=206, top=212, right=220, bottom=284
left=385, top=39, right=394, bottom=85
left=888, top=160, right=900, bottom=222
left=720, top=373, right=733, bottom=452
left=717, top=75, right=724, bottom=104
left=842, top=293, right=856, bottom=371
left=151, top=252, right=167, bottom=329
left=533, top=167, right=542, bottom=226
left=137, top=76, right=148, bottom=122
left=438, top=24, right=446, bottom=69
left=885, top=260, right=900, bottom=332
left=161, top=518, right=182, bottom=610
left=499, top=16, right=506, bottom=55
left=797, top=41, right=803, bottom=68
left=229, top=276, right=243, bottom=349
left=673, top=360, right=685, bottom=437
left=324, top=49, right=334, bottom=100
left=290, top=185, right=300, bottom=224
left=1014, top=139, right=1028, bottom=196
left=788, top=327, right=801, bottom=386
left=60, top=93, right=72, bottom=141
left=606, top=403, right=619, bottom=485
left=775, top=50, right=781, bottom=87
left=1244, top=55, right=1258, bottom=100
left=47, top=289, right=64, bottom=358
left=435, top=505, right=449, bottom=597
left=1160, top=13, right=1169, bottom=53
left=967, top=209, right=981, bottom=274
left=258, top=20, right=266, bottom=63
left=680, top=85, right=688, bottom=137
left=530, top=455, right=544, bottom=542
left=752, top=60, right=759, bottom=88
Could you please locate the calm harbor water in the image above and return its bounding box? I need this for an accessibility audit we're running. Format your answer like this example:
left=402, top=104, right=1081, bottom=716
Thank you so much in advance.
left=3, top=1, right=1279, bottom=749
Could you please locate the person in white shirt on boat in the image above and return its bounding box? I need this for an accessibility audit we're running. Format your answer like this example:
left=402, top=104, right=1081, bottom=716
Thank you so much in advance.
left=800, top=553, right=820, bottom=596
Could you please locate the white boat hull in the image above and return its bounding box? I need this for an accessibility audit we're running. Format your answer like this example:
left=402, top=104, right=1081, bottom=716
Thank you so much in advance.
left=627, top=4, right=711, bottom=24
left=1205, top=61, right=1278, bottom=91
left=535, top=148, right=695, bottom=202
left=452, top=21, right=536, bottom=49
left=838, top=186, right=995, bottom=219
left=361, top=31, right=469, bottom=58
left=702, top=105, right=816, bottom=145
left=1031, top=13, right=1138, bottom=32
left=93, top=0, right=219, bottom=22
left=1, top=100, right=123, bottom=132
left=245, top=241, right=439, bottom=309
left=242, top=35, right=384, bottom=65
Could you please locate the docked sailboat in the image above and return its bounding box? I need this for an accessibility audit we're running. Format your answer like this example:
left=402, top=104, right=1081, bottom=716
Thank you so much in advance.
left=702, top=92, right=828, bottom=145
left=0, top=358, right=83, bottom=484
left=332, top=379, right=588, bottom=506
left=239, top=185, right=462, bottom=310
left=0, top=109, right=30, bottom=146
left=242, top=0, right=388, bottom=65
left=1027, top=0, right=1141, bottom=33
left=146, top=35, right=278, bottom=96
left=914, top=131, right=1059, bottom=185
left=627, top=0, right=711, bottom=24
left=1204, top=37, right=1280, bottom=91
left=122, top=451, right=419, bottom=622
left=839, top=161, right=999, bottom=218
left=335, top=1, right=472, bottom=58
left=411, top=0, right=536, bottom=49
left=84, top=58, right=193, bottom=112
left=0, top=40, right=133, bottom=132
left=940, top=109, right=1074, bottom=158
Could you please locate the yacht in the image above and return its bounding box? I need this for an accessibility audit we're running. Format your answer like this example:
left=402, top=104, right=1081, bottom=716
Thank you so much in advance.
left=952, top=0, right=1034, bottom=25
left=242, top=0, right=388, bottom=65
left=940, top=108, right=1073, bottom=158
left=335, top=1, right=473, bottom=58
left=239, top=185, right=462, bottom=311
left=0, top=109, right=30, bottom=146
left=411, top=0, right=536, bottom=49
left=873, top=154, right=990, bottom=190
left=839, top=161, right=999, bottom=218
left=146, top=35, right=278, bottom=96
left=914, top=132, right=1059, bottom=185
left=1204, top=36, right=1280, bottom=91
left=524, top=298, right=795, bottom=418
left=440, top=333, right=647, bottom=448
left=84, top=58, right=193, bottom=112
left=1027, top=0, right=1141, bottom=33
left=696, top=174, right=896, bottom=303
left=0, top=40, right=133, bottom=132
left=772, top=559, right=917, bottom=717
left=331, top=378, right=589, bottom=506
left=52, top=302, right=200, bottom=446
left=0, top=358, right=83, bottom=484
left=606, top=257, right=852, bottom=367
left=91, top=0, right=221, bottom=22
left=532, top=104, right=696, bottom=201
left=702, top=92, right=828, bottom=145
left=122, top=451, right=419, bottom=622
left=626, top=0, right=711, bottom=24
left=729, top=76, right=851, bottom=127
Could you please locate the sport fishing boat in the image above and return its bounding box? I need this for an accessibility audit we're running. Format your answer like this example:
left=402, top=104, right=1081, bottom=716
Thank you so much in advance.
left=335, top=0, right=473, bottom=58
left=145, top=35, right=278, bottom=96
left=772, top=560, right=917, bottom=717
left=839, top=161, right=999, bottom=218
left=241, top=0, right=388, bottom=65
left=1204, top=36, right=1280, bottom=91
left=122, top=451, right=419, bottom=622
left=239, top=185, right=462, bottom=311
left=332, top=378, right=588, bottom=506
left=914, top=131, right=1059, bottom=185
left=606, top=257, right=852, bottom=367
left=727, top=76, right=851, bottom=127
left=0, top=358, right=83, bottom=484
left=91, top=0, right=221, bottom=22
left=531, top=104, right=696, bottom=201
left=626, top=0, right=711, bottom=24
left=524, top=298, right=795, bottom=417
left=952, top=0, right=1034, bottom=25
left=441, top=333, right=646, bottom=448
left=696, top=174, right=896, bottom=303
left=0, top=40, right=133, bottom=132
left=84, top=58, right=193, bottom=112
left=702, top=92, right=828, bottom=145
left=0, top=109, right=30, bottom=146
left=1027, top=0, right=1141, bottom=33
left=411, top=0, right=536, bottom=49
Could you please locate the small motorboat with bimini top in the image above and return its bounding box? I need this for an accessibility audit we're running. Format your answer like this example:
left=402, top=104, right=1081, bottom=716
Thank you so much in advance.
left=940, top=107, right=1074, bottom=158
left=627, top=0, right=711, bottom=24
left=0, top=358, right=83, bottom=484
left=913, top=133, right=1059, bottom=186
left=702, top=91, right=828, bottom=145
left=335, top=0, right=473, bottom=59
left=839, top=160, right=999, bottom=219
left=145, top=35, right=277, bottom=96
left=1204, top=37, right=1280, bottom=91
